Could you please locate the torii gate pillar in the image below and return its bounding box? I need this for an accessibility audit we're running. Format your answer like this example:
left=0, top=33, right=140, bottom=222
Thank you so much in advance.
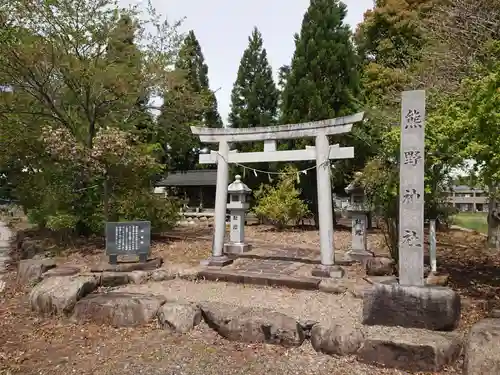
left=312, top=132, right=339, bottom=277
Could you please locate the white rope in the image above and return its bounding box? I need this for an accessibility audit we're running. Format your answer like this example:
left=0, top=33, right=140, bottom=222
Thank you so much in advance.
left=211, top=151, right=334, bottom=183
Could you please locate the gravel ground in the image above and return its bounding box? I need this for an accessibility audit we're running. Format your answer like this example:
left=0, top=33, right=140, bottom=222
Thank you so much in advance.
left=119, top=278, right=361, bottom=327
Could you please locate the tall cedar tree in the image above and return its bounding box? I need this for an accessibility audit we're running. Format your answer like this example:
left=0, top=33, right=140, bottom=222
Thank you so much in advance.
left=228, top=27, right=278, bottom=189
left=229, top=28, right=278, bottom=140
left=106, top=15, right=156, bottom=142
left=176, top=31, right=223, bottom=128
left=281, top=0, right=359, bottom=125
left=158, top=30, right=221, bottom=171
left=279, top=0, right=361, bottom=225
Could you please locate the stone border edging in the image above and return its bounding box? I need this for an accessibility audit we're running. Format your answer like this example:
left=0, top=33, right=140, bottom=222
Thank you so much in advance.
left=198, top=269, right=321, bottom=290
left=26, top=272, right=465, bottom=373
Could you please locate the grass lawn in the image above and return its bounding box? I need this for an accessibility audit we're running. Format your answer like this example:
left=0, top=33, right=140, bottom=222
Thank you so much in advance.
left=453, top=212, right=488, bottom=234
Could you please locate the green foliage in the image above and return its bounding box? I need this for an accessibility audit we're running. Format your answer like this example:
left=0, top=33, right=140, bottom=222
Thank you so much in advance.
left=229, top=27, right=279, bottom=133
left=115, top=190, right=180, bottom=233
left=46, top=213, right=79, bottom=232
left=444, top=39, right=500, bottom=247
left=0, top=0, right=192, bottom=236
left=461, top=41, right=500, bottom=185
left=355, top=0, right=432, bottom=70
left=356, top=138, right=400, bottom=261
left=253, top=166, right=310, bottom=230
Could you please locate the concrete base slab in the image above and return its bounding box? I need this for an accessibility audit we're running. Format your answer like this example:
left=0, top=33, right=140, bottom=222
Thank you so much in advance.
left=223, top=243, right=252, bottom=255
left=91, top=257, right=162, bottom=273
left=311, top=265, right=345, bottom=278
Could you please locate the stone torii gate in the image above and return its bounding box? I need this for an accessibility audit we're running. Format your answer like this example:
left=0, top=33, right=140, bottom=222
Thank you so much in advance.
left=191, top=112, right=364, bottom=277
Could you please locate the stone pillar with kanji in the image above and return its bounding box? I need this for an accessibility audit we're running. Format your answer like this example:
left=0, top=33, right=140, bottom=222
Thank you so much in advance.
left=223, top=175, right=252, bottom=255
left=345, top=174, right=373, bottom=262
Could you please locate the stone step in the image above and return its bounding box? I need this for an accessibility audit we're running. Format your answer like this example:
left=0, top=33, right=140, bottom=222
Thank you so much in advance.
left=197, top=269, right=321, bottom=291
left=236, top=249, right=353, bottom=266
left=358, top=327, right=463, bottom=372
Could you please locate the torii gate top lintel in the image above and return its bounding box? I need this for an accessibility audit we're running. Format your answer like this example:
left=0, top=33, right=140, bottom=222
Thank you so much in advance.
left=190, top=112, right=365, bottom=143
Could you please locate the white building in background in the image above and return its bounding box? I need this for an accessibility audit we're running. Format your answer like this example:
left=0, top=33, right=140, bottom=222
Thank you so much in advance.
left=447, top=185, right=490, bottom=212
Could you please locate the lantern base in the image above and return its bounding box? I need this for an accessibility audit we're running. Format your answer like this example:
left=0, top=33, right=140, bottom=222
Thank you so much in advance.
left=344, top=249, right=374, bottom=265
left=312, top=265, right=345, bottom=278
left=224, top=242, right=252, bottom=255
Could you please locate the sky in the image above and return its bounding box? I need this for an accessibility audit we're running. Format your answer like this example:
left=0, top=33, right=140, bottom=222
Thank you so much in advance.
left=146, top=0, right=374, bottom=124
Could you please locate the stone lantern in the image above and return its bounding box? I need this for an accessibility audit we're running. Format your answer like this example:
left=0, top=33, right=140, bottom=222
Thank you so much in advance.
left=344, top=173, right=373, bottom=261
left=224, top=175, right=252, bottom=255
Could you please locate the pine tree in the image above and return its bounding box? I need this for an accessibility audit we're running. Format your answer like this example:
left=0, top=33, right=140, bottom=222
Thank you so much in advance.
left=175, top=30, right=223, bottom=128
left=229, top=27, right=279, bottom=132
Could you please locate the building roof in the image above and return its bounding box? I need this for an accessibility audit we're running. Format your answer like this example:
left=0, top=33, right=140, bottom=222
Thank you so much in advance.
left=452, top=185, right=485, bottom=192
left=156, top=170, right=217, bottom=187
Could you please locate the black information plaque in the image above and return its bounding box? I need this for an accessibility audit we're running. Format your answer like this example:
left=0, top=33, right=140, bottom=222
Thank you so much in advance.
left=105, top=221, right=151, bottom=264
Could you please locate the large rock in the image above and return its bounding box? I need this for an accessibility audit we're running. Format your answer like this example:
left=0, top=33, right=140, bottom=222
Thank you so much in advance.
left=200, top=302, right=304, bottom=347
left=299, top=320, right=318, bottom=340
left=365, top=257, right=394, bottom=276
left=72, top=292, right=166, bottom=327
left=318, top=279, right=348, bottom=294
left=157, top=302, right=202, bottom=333
left=29, top=275, right=99, bottom=315
left=17, top=258, right=56, bottom=285
left=362, top=283, right=461, bottom=331
left=127, top=270, right=149, bottom=284
left=19, top=238, right=44, bottom=259
left=100, top=272, right=130, bottom=287
left=310, top=324, right=364, bottom=356
left=464, top=318, right=500, bottom=375
left=358, top=329, right=463, bottom=372
left=150, top=263, right=200, bottom=282
left=426, top=272, right=450, bottom=286
left=42, top=265, right=80, bottom=278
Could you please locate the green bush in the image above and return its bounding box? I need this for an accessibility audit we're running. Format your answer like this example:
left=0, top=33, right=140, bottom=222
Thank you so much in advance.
left=253, top=166, right=310, bottom=230
left=46, top=213, right=79, bottom=243
left=115, top=190, right=180, bottom=233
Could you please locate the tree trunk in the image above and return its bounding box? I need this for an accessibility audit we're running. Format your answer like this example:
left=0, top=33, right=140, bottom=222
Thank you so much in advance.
left=103, top=171, right=109, bottom=222
left=487, top=184, right=499, bottom=249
